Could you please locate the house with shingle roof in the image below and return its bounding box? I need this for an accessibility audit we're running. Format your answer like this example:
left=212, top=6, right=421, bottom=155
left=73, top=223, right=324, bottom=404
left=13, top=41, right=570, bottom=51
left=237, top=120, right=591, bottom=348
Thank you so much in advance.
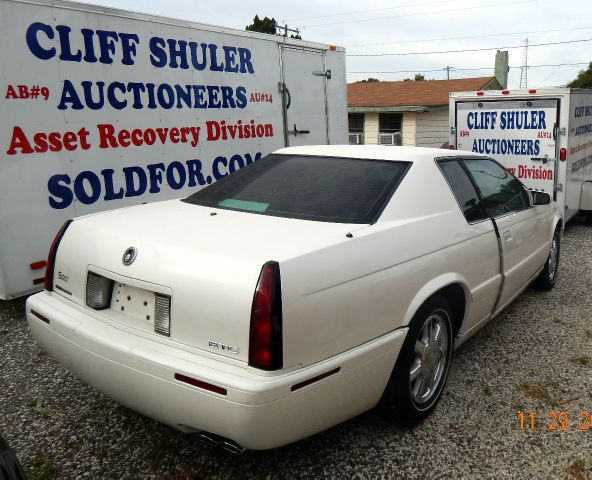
left=347, top=76, right=501, bottom=148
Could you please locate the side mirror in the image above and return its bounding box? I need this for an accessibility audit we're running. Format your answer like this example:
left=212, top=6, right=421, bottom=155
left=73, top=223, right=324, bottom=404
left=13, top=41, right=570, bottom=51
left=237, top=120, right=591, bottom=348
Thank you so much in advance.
left=531, top=190, right=551, bottom=206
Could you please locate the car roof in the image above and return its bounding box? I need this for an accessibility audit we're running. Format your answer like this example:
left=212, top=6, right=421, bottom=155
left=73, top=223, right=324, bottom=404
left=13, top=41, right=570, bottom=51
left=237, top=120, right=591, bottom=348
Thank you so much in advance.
left=273, top=145, right=487, bottom=162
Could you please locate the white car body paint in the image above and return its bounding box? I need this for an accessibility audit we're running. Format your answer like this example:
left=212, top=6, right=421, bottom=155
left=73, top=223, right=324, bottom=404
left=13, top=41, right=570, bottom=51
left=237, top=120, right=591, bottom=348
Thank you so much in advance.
left=27, top=145, right=562, bottom=449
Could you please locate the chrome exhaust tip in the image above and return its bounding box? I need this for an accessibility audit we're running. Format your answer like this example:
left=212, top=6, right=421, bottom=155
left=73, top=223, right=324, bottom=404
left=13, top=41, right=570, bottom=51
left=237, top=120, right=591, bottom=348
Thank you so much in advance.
left=198, top=432, right=220, bottom=448
left=221, top=440, right=246, bottom=455
left=197, top=432, right=245, bottom=454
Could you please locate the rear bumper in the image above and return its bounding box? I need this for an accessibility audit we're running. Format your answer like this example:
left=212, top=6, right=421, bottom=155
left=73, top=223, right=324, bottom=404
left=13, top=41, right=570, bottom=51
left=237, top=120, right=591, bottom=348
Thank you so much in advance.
left=26, top=291, right=406, bottom=450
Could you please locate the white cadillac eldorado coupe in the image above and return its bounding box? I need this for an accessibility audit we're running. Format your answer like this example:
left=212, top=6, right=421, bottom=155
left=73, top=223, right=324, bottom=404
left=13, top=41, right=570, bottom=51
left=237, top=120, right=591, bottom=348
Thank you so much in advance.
left=27, top=146, right=562, bottom=451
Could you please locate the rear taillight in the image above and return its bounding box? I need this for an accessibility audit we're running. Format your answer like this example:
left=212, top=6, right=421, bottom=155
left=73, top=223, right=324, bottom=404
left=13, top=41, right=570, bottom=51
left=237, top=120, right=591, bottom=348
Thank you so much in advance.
left=44, top=219, right=73, bottom=291
left=249, top=261, right=282, bottom=370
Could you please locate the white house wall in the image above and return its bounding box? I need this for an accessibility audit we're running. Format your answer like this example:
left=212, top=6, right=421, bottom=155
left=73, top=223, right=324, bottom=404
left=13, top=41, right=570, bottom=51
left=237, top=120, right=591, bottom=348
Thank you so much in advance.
left=414, top=110, right=449, bottom=148
left=401, top=112, right=416, bottom=147
left=363, top=112, right=379, bottom=144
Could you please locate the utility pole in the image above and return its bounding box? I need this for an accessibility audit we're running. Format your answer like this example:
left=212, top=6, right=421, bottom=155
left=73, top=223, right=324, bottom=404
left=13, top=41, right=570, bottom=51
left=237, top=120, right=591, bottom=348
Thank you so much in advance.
left=519, top=38, right=529, bottom=88
left=444, top=66, right=454, bottom=79
left=277, top=24, right=300, bottom=38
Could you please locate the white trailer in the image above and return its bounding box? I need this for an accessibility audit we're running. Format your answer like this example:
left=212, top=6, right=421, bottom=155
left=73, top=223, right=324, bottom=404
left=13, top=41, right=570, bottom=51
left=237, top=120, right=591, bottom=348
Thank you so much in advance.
left=449, top=88, right=592, bottom=224
left=0, top=0, right=347, bottom=299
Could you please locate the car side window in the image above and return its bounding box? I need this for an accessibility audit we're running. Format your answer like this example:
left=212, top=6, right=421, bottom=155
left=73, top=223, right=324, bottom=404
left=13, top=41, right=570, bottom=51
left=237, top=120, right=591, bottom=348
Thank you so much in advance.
left=438, top=159, right=486, bottom=223
left=462, top=158, right=530, bottom=218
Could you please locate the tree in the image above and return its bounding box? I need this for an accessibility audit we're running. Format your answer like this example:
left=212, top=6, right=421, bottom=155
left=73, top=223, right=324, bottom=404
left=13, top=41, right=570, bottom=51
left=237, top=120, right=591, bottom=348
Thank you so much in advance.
left=403, top=74, right=426, bottom=81
left=246, top=15, right=277, bottom=35
left=566, top=62, right=592, bottom=88
left=356, top=78, right=380, bottom=83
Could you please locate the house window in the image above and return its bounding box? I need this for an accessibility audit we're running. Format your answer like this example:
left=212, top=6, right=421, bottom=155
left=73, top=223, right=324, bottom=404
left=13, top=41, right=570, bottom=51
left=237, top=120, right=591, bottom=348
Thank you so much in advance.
left=348, top=113, right=364, bottom=144
left=379, top=113, right=402, bottom=145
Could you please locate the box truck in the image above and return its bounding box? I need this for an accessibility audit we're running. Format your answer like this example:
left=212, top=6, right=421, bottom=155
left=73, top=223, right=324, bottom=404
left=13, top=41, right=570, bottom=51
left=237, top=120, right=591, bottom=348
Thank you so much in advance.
left=449, top=88, right=592, bottom=224
left=0, top=0, right=347, bottom=299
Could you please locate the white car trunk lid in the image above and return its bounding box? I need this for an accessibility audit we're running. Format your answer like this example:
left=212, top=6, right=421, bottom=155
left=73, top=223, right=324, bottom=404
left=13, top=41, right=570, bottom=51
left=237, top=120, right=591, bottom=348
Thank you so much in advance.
left=51, top=200, right=354, bottom=363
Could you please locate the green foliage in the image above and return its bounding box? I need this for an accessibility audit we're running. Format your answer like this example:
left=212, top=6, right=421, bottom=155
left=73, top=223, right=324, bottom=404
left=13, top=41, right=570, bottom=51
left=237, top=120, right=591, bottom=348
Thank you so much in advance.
left=403, top=74, right=426, bottom=81
left=245, top=15, right=277, bottom=35
left=356, top=78, right=380, bottom=83
left=566, top=62, right=592, bottom=88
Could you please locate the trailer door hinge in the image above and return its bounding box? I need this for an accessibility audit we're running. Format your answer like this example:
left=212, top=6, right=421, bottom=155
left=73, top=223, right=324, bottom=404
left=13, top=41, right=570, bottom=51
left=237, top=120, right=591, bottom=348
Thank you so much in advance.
left=558, top=127, right=566, bottom=136
left=312, top=70, right=331, bottom=79
left=555, top=183, right=563, bottom=192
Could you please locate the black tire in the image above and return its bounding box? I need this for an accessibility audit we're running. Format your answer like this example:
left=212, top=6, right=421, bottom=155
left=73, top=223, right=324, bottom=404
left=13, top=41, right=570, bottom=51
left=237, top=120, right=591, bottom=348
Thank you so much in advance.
left=533, top=228, right=560, bottom=291
left=0, top=435, right=26, bottom=480
left=586, top=212, right=592, bottom=226
left=380, top=295, right=454, bottom=426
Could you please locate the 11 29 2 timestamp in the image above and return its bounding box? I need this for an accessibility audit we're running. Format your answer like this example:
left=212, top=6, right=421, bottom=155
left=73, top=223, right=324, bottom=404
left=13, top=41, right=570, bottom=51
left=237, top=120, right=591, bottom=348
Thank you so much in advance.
left=518, top=411, right=592, bottom=431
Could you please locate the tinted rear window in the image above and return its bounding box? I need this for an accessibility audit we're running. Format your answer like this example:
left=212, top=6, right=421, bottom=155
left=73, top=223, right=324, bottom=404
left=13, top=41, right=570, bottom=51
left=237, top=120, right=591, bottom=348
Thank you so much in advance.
left=182, top=154, right=409, bottom=224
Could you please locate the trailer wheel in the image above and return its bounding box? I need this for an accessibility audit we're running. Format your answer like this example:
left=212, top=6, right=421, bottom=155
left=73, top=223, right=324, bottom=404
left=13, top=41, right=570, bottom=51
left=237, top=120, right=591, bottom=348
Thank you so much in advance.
left=586, top=212, right=592, bottom=225
left=533, top=229, right=560, bottom=291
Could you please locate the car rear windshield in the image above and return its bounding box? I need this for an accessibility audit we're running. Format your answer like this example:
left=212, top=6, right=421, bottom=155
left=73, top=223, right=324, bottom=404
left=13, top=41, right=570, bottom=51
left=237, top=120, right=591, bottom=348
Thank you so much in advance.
left=182, top=154, right=409, bottom=224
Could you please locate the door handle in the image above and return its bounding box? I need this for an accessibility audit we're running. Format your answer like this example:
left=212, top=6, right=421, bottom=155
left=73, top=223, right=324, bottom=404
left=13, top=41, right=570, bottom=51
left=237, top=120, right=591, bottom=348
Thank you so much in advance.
left=291, top=124, right=310, bottom=136
left=530, top=155, right=550, bottom=164
left=502, top=230, right=512, bottom=244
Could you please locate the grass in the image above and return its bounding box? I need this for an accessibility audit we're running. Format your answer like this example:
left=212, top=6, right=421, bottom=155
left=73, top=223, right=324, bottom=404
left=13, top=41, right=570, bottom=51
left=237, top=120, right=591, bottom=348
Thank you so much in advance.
left=585, top=330, right=592, bottom=339
left=519, top=382, right=561, bottom=406
left=483, top=384, right=493, bottom=397
left=33, top=407, right=64, bottom=419
left=553, top=318, right=570, bottom=326
left=29, top=451, right=59, bottom=480
left=569, top=356, right=592, bottom=366
left=567, top=459, right=588, bottom=480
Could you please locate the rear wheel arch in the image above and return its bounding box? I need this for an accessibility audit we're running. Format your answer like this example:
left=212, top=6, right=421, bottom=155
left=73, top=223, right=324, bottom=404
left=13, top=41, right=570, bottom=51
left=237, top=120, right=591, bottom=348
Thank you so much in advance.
left=436, top=283, right=466, bottom=336
left=403, top=277, right=469, bottom=336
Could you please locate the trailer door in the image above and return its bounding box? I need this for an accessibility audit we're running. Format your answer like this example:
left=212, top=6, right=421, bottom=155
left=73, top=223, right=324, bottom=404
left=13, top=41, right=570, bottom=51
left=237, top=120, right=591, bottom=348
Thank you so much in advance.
left=455, top=99, right=559, bottom=196
left=280, top=47, right=328, bottom=146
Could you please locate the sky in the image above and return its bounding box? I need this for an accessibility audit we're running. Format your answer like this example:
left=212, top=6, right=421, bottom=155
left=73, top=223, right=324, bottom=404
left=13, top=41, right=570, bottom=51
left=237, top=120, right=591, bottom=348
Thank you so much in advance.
left=74, top=0, right=591, bottom=88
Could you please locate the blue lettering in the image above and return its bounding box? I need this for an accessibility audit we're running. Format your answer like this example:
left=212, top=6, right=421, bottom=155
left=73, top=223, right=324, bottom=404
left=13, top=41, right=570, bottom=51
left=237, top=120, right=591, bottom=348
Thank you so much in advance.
left=82, top=80, right=105, bottom=110
left=146, top=163, right=166, bottom=193
left=229, top=154, right=245, bottom=173
left=149, top=37, right=167, bottom=68
left=167, top=39, right=189, bottom=69
left=166, top=161, right=186, bottom=189
left=236, top=87, right=247, bottom=109
left=213, top=156, right=228, bottom=180
left=119, top=33, right=140, bottom=65
left=186, top=159, right=207, bottom=186
left=107, top=81, right=128, bottom=109
left=57, top=80, right=84, bottom=110
left=56, top=25, right=82, bottom=62
left=101, top=169, right=124, bottom=201
left=122, top=166, right=147, bottom=197
left=74, top=171, right=101, bottom=204
left=48, top=174, right=73, bottom=209
left=26, top=22, right=55, bottom=60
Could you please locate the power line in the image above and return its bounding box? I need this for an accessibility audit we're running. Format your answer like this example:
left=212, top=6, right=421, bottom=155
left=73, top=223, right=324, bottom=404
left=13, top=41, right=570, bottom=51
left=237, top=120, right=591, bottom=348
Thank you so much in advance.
left=347, top=63, right=590, bottom=74
left=284, top=0, right=451, bottom=23
left=345, top=26, right=592, bottom=49
left=303, top=0, right=537, bottom=28
left=347, top=38, right=592, bottom=57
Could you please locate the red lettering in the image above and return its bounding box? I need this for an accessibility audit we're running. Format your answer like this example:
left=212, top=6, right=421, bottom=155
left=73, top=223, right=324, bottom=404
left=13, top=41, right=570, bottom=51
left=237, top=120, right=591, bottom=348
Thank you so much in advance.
left=97, top=124, right=118, bottom=148
left=18, top=85, right=29, bottom=99
left=131, top=128, right=144, bottom=146
left=170, top=127, right=180, bottom=143
left=33, top=132, right=49, bottom=153
left=118, top=129, right=131, bottom=147
left=62, top=131, right=78, bottom=151
left=6, top=126, right=34, bottom=155
left=48, top=132, right=62, bottom=152
left=5, top=85, right=17, bottom=99
left=155, top=128, right=169, bottom=144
